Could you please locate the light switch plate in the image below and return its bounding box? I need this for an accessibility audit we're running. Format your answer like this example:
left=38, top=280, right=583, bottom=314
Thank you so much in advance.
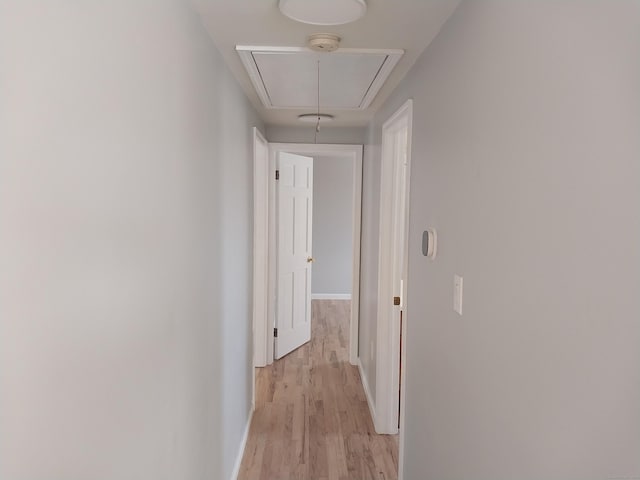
left=454, top=274, right=463, bottom=315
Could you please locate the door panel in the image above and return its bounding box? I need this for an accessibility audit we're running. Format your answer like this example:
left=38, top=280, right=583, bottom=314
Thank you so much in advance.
left=376, top=99, right=412, bottom=434
left=390, top=125, right=409, bottom=430
left=275, top=152, right=313, bottom=359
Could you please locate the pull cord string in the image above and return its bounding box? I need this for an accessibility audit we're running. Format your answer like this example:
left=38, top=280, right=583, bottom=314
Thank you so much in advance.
left=314, top=59, right=320, bottom=144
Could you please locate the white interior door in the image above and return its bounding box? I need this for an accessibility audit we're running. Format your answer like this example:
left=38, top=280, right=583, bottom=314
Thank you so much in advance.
left=376, top=99, right=412, bottom=434
left=391, top=126, right=409, bottom=429
left=275, top=151, right=313, bottom=359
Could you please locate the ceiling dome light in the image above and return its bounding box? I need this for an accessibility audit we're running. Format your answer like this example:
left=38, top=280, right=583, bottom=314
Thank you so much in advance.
left=279, top=0, right=367, bottom=26
left=298, top=113, right=334, bottom=123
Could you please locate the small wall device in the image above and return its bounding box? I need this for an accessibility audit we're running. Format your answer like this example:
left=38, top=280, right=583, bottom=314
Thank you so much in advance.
left=422, top=229, right=437, bottom=258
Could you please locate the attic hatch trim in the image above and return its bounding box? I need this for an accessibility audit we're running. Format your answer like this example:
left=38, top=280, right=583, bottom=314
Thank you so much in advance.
left=236, top=45, right=404, bottom=110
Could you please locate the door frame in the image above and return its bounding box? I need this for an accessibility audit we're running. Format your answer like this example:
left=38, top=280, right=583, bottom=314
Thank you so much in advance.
left=253, top=142, right=363, bottom=366
left=375, top=99, right=413, bottom=440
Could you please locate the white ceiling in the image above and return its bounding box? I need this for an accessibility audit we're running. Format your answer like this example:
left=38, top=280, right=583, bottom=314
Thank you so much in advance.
left=192, top=0, right=461, bottom=127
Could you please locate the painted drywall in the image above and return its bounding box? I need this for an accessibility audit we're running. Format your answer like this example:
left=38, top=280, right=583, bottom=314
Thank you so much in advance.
left=357, top=130, right=381, bottom=396
left=363, top=1, right=640, bottom=478
left=311, top=156, right=354, bottom=296
left=0, top=2, right=262, bottom=479
left=266, top=125, right=367, bottom=145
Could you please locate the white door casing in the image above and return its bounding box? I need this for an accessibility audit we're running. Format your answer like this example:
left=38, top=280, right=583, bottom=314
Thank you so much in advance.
left=376, top=100, right=413, bottom=438
left=275, top=152, right=314, bottom=359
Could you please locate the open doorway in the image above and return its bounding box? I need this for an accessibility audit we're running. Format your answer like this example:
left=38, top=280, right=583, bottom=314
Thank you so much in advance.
left=254, top=143, right=363, bottom=366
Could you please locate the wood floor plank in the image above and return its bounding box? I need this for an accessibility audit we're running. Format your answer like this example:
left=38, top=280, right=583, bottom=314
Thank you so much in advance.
left=239, top=299, right=398, bottom=480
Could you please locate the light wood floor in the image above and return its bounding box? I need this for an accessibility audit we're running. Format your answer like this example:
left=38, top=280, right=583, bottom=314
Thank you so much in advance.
left=238, top=299, right=398, bottom=480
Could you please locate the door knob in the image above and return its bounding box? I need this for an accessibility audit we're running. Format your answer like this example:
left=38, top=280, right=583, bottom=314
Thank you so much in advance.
left=307, top=257, right=314, bottom=263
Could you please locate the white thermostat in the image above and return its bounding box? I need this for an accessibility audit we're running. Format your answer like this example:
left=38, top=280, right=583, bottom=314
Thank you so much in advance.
left=422, top=229, right=437, bottom=258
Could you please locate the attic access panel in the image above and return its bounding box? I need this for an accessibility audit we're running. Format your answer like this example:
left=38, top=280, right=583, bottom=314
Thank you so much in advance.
left=237, top=46, right=403, bottom=110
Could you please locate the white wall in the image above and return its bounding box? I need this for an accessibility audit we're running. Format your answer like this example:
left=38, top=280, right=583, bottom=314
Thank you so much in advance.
left=358, top=129, right=381, bottom=395
left=0, top=2, right=262, bottom=479
left=362, top=1, right=640, bottom=478
left=311, top=156, right=353, bottom=296
left=266, top=125, right=367, bottom=145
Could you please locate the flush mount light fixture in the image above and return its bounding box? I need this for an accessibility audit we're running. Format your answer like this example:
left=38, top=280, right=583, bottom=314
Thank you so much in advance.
left=298, top=113, right=335, bottom=123
left=279, top=0, right=367, bottom=26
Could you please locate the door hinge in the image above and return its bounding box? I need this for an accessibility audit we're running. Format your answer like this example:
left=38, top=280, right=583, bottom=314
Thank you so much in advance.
left=274, top=327, right=278, bottom=337
left=275, top=170, right=280, bottom=180
left=393, top=296, right=401, bottom=306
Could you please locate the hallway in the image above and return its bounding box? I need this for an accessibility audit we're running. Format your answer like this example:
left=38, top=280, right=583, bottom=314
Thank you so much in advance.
left=239, top=300, right=398, bottom=480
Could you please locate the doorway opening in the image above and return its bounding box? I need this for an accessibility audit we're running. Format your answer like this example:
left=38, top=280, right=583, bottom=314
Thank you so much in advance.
left=254, top=142, right=363, bottom=366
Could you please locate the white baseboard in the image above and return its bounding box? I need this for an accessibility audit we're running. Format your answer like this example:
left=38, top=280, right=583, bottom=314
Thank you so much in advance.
left=311, top=293, right=352, bottom=300
left=357, top=358, right=378, bottom=432
left=229, top=407, right=254, bottom=480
